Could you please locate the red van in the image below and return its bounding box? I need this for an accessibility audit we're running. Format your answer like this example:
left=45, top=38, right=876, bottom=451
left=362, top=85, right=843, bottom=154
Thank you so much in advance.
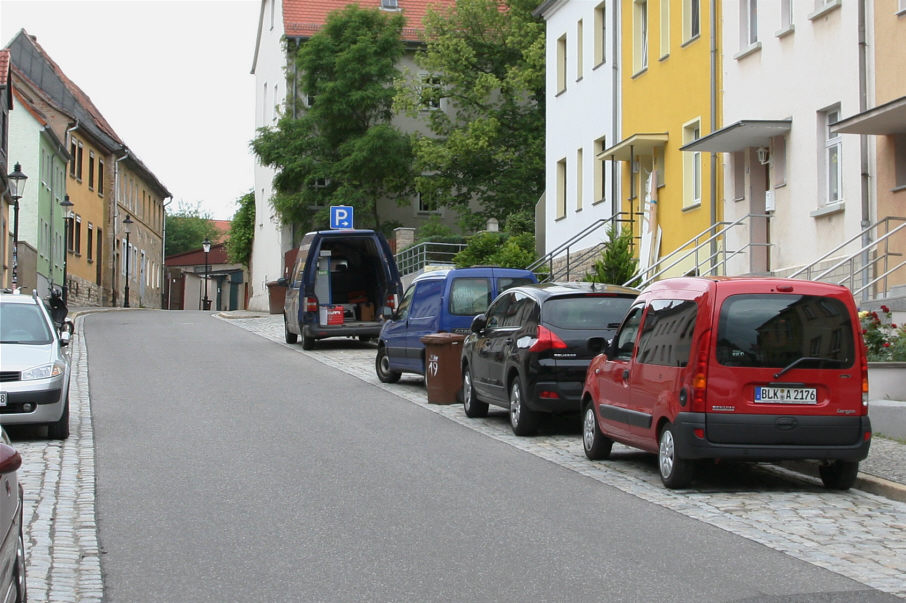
left=581, top=277, right=872, bottom=489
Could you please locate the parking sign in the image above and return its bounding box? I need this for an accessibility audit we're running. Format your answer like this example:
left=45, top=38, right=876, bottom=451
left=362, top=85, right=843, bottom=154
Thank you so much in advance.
left=330, top=205, right=354, bottom=229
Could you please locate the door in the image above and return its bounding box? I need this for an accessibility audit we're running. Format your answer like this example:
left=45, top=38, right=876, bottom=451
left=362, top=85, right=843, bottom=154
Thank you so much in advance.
left=286, top=257, right=305, bottom=332
left=405, top=279, right=443, bottom=371
left=473, top=292, right=515, bottom=402
left=593, top=304, right=645, bottom=443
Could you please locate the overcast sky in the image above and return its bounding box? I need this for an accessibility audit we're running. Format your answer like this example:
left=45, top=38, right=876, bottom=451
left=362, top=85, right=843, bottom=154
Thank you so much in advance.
left=1, top=0, right=260, bottom=220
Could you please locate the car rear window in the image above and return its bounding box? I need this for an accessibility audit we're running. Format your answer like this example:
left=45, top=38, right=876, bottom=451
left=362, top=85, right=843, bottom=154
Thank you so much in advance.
left=716, top=294, right=855, bottom=369
left=0, top=303, right=53, bottom=344
left=543, top=295, right=635, bottom=330
left=449, top=278, right=491, bottom=315
left=499, top=277, right=534, bottom=292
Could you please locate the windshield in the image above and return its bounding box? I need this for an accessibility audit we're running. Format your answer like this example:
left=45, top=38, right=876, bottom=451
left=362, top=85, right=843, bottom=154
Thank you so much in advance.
left=716, top=294, right=855, bottom=369
left=0, top=303, right=54, bottom=344
left=544, top=295, right=635, bottom=330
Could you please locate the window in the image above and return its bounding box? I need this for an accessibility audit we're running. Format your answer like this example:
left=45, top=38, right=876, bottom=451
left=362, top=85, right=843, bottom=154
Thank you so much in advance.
left=74, top=216, right=82, bottom=255
left=87, top=225, right=94, bottom=261
left=69, top=139, right=77, bottom=177
left=684, top=0, right=700, bottom=41
left=380, top=0, right=399, bottom=8
left=614, top=306, right=645, bottom=360
left=556, top=158, right=567, bottom=219
left=594, top=2, right=607, bottom=66
left=636, top=299, right=698, bottom=367
left=660, top=0, right=669, bottom=58
left=417, top=192, right=438, bottom=214
left=899, top=0, right=906, bottom=13
left=895, top=134, right=906, bottom=189
left=450, top=278, right=493, bottom=316
left=76, top=142, right=83, bottom=181
left=633, top=0, right=649, bottom=73
left=420, top=74, right=442, bottom=110
left=594, top=136, right=606, bottom=204
left=779, top=0, right=794, bottom=32
left=576, top=20, right=584, bottom=79
left=683, top=120, right=702, bottom=208
left=576, top=148, right=583, bottom=211
left=88, top=152, right=95, bottom=190
left=66, top=217, right=75, bottom=252
left=740, top=0, right=758, bottom=47
left=557, top=34, right=567, bottom=93
left=96, top=229, right=102, bottom=284
left=485, top=293, right=514, bottom=329
left=822, top=108, right=842, bottom=204
left=98, top=160, right=104, bottom=195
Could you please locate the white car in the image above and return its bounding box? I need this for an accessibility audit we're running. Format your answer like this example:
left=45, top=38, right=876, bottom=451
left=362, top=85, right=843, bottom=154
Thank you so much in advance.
left=0, top=427, right=26, bottom=602
left=0, top=290, right=72, bottom=439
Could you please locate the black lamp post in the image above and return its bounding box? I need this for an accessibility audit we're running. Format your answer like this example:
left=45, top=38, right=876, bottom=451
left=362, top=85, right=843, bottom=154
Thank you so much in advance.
left=7, top=162, right=28, bottom=289
left=123, top=215, right=133, bottom=307
left=60, top=195, right=74, bottom=304
left=202, top=238, right=211, bottom=310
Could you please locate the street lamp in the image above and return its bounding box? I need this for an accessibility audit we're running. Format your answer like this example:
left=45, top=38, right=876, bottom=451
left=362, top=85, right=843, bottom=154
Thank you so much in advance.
left=60, top=195, right=74, bottom=304
left=7, top=163, right=28, bottom=289
left=202, top=238, right=211, bottom=310
left=123, top=215, right=133, bottom=307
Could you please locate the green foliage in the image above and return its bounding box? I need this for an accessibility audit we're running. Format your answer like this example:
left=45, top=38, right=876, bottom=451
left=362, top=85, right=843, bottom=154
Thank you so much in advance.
left=586, top=226, right=638, bottom=286
left=398, top=0, right=546, bottom=231
left=453, top=230, right=536, bottom=269
left=226, top=191, right=255, bottom=267
left=860, top=306, right=906, bottom=361
left=505, top=210, right=535, bottom=236
left=415, top=216, right=457, bottom=243
left=251, top=5, right=413, bottom=231
left=165, top=201, right=218, bottom=257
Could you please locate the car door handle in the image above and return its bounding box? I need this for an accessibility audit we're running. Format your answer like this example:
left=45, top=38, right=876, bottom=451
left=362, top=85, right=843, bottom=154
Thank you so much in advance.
left=622, top=369, right=630, bottom=381
left=505, top=338, right=513, bottom=345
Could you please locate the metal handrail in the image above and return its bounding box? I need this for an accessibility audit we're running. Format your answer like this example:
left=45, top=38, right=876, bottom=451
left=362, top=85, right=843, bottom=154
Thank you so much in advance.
left=394, top=241, right=467, bottom=276
left=788, top=217, right=906, bottom=280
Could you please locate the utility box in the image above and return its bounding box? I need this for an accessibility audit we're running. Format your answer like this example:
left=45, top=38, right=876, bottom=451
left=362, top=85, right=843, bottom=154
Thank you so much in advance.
left=420, top=332, right=466, bottom=404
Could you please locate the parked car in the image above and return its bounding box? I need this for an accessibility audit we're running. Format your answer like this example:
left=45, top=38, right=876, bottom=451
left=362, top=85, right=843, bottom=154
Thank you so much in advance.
left=375, top=267, right=537, bottom=382
left=0, top=290, right=72, bottom=439
left=461, top=282, right=638, bottom=435
left=279, top=229, right=404, bottom=350
left=0, top=427, right=26, bottom=602
left=581, top=276, right=872, bottom=490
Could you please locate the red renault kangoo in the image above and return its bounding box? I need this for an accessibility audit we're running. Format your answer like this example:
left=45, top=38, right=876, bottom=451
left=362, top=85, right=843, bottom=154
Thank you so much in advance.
left=581, top=277, right=872, bottom=489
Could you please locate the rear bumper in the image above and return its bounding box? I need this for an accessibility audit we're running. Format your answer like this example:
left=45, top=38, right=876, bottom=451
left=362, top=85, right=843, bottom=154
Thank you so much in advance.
left=672, top=412, right=872, bottom=462
left=527, top=380, right=583, bottom=414
left=303, top=322, right=382, bottom=340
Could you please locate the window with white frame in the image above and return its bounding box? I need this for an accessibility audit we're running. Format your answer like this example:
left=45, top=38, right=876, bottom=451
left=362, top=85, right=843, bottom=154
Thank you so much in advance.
left=634, top=0, right=649, bottom=73
left=899, top=0, right=906, bottom=13
left=594, top=2, right=607, bottom=66
left=557, top=34, right=567, bottom=93
left=895, top=135, right=906, bottom=189
left=420, top=74, right=443, bottom=110
left=684, top=0, right=700, bottom=41
left=822, top=107, right=842, bottom=204
left=594, top=136, right=606, bottom=204
left=740, top=0, right=758, bottom=47
left=576, top=148, right=584, bottom=211
left=683, top=120, right=702, bottom=208
left=780, top=0, right=794, bottom=31
left=556, top=158, right=567, bottom=219
left=577, top=20, right=584, bottom=80
left=380, top=0, right=399, bottom=9
left=659, top=0, right=669, bottom=58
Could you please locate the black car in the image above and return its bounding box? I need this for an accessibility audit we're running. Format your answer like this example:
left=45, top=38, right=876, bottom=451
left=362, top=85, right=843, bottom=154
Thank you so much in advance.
left=460, top=282, right=638, bottom=436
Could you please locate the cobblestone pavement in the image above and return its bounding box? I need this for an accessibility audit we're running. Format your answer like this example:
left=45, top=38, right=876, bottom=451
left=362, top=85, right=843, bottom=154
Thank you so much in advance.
left=223, top=313, right=906, bottom=599
left=9, top=312, right=906, bottom=601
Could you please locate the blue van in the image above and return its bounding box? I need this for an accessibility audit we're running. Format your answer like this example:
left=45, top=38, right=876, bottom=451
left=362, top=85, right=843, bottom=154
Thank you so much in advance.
left=375, top=267, right=537, bottom=382
left=280, top=229, right=403, bottom=350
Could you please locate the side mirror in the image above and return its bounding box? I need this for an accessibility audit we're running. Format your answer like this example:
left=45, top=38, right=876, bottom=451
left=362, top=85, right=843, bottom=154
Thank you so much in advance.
left=381, top=307, right=394, bottom=320
left=470, top=313, right=487, bottom=333
left=0, top=443, right=22, bottom=475
left=276, top=277, right=289, bottom=287
left=587, top=337, right=607, bottom=356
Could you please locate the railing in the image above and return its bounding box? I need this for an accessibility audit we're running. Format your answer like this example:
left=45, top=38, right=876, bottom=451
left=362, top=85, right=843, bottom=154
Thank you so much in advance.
left=394, top=241, right=468, bottom=276
left=788, top=216, right=906, bottom=300
left=624, top=214, right=771, bottom=289
left=528, top=211, right=635, bottom=282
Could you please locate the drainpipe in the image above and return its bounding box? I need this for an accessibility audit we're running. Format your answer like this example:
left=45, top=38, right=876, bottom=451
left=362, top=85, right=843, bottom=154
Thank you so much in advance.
left=858, top=0, right=871, bottom=301
left=114, top=148, right=129, bottom=306
left=162, top=195, right=173, bottom=308
left=709, top=0, right=718, bottom=269
left=63, top=120, right=79, bottom=294
left=611, top=0, right=620, bottom=220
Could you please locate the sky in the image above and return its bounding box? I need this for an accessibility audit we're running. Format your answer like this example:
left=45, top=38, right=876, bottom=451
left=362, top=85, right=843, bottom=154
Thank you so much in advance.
left=1, top=0, right=260, bottom=220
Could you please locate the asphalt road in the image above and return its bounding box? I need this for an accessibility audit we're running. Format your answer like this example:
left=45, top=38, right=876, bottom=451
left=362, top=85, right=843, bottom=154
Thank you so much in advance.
left=84, top=310, right=894, bottom=602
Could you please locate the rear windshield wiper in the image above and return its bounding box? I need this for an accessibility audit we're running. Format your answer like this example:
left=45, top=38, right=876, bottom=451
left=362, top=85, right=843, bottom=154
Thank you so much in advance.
left=773, top=356, right=828, bottom=379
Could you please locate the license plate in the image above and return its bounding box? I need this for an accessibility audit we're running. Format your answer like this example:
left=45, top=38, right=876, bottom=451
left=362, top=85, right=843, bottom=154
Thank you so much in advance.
left=755, top=386, right=817, bottom=404
left=0, top=392, right=6, bottom=407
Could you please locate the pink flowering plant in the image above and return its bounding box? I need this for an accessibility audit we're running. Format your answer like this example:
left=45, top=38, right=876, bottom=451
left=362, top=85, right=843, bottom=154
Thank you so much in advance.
left=859, top=305, right=906, bottom=361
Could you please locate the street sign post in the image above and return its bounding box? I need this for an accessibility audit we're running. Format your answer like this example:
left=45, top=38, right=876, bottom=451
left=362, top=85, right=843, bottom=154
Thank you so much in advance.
left=330, top=205, right=354, bottom=229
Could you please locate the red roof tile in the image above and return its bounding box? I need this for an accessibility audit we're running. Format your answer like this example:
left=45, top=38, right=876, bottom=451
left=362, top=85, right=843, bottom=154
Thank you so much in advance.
left=283, top=0, right=455, bottom=42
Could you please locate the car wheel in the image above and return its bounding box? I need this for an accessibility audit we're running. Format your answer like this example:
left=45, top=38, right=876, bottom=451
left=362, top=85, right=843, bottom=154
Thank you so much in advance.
left=375, top=346, right=401, bottom=384
left=819, top=460, right=859, bottom=490
left=509, top=377, right=539, bottom=436
left=13, top=513, right=26, bottom=603
left=300, top=329, right=315, bottom=350
left=658, top=423, right=693, bottom=489
left=284, top=315, right=298, bottom=344
left=462, top=365, right=488, bottom=418
left=582, top=402, right=613, bottom=460
left=47, top=396, right=70, bottom=440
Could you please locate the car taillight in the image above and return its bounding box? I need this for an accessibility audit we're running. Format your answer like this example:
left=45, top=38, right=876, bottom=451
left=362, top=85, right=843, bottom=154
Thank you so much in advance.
left=304, top=297, right=318, bottom=312
left=861, top=343, right=869, bottom=410
left=529, top=325, right=568, bottom=353
left=691, top=329, right=711, bottom=413
left=386, top=293, right=398, bottom=311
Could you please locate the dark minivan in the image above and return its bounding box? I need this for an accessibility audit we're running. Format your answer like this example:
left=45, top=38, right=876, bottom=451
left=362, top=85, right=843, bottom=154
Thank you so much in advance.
left=461, top=282, right=638, bottom=436
left=280, top=229, right=403, bottom=349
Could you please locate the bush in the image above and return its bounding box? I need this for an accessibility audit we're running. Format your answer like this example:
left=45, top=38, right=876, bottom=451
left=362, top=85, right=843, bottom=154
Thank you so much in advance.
left=453, top=230, right=536, bottom=269
left=860, top=305, right=906, bottom=361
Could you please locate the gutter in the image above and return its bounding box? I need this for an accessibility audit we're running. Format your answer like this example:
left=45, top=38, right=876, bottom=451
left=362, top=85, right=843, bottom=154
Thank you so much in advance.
left=162, top=195, right=173, bottom=308
left=113, top=148, right=129, bottom=305
left=709, top=0, right=718, bottom=268
left=858, top=0, right=871, bottom=302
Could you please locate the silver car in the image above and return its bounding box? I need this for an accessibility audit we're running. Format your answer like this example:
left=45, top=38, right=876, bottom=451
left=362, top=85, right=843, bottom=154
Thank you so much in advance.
left=0, top=290, right=72, bottom=439
left=0, top=427, right=26, bottom=602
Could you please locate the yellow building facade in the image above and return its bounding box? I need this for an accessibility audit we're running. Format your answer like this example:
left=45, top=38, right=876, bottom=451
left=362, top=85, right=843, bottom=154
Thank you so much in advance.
left=603, top=0, right=722, bottom=278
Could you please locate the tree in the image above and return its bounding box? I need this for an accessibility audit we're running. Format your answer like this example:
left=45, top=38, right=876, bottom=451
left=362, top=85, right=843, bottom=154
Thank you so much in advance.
left=398, top=0, right=546, bottom=231
left=453, top=211, right=537, bottom=269
left=165, top=201, right=218, bottom=257
left=585, top=226, right=638, bottom=286
left=251, top=5, right=414, bottom=232
left=227, top=191, right=255, bottom=266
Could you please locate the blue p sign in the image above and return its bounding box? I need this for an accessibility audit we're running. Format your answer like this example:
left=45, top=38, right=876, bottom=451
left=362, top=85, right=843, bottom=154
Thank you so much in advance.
left=330, top=205, right=354, bottom=230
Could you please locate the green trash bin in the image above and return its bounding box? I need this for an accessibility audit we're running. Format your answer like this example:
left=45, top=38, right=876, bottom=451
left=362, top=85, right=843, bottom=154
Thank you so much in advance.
left=421, top=332, right=466, bottom=404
